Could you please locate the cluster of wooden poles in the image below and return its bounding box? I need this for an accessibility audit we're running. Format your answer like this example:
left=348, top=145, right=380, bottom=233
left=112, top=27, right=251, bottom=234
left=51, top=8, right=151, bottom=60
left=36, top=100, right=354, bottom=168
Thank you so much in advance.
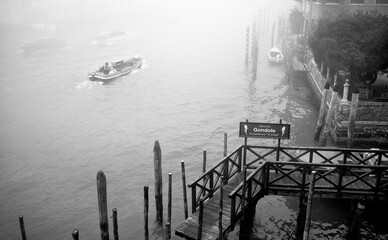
left=16, top=134, right=229, bottom=240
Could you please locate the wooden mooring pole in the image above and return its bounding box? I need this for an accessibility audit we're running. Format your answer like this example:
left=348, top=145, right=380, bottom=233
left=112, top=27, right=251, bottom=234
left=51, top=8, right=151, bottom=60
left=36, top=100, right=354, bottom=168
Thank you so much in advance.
left=168, top=173, right=172, bottom=239
left=252, top=43, right=259, bottom=80
left=97, top=170, right=110, bottom=240
left=181, top=161, right=188, bottom=219
left=19, top=215, right=27, bottom=240
left=245, top=26, right=250, bottom=66
left=314, top=82, right=330, bottom=141
left=144, top=186, right=149, bottom=240
left=72, top=229, right=79, bottom=240
left=153, top=140, right=163, bottom=223
left=303, top=171, right=316, bottom=240
left=347, top=90, right=359, bottom=148
left=166, top=222, right=171, bottom=240
left=112, top=208, right=119, bottom=240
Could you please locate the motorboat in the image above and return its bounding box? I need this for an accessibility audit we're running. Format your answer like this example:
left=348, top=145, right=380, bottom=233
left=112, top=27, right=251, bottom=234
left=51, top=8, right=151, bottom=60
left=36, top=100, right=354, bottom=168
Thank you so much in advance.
left=268, top=47, right=284, bottom=63
left=88, top=56, right=142, bottom=82
left=21, top=37, right=67, bottom=53
left=94, top=31, right=130, bottom=45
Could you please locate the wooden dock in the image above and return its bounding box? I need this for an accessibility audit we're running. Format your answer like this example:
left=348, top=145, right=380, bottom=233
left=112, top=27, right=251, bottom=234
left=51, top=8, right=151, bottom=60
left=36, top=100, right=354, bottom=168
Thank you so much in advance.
left=175, top=145, right=388, bottom=239
left=175, top=183, right=240, bottom=240
left=292, top=56, right=308, bottom=72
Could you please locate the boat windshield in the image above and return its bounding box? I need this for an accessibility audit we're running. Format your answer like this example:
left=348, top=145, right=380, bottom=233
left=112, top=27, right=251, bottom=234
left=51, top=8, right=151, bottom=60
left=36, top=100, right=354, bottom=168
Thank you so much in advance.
left=270, top=51, right=281, bottom=57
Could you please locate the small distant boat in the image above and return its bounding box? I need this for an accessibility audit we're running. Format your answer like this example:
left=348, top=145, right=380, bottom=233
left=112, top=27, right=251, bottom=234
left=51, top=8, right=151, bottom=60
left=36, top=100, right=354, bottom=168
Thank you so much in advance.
left=88, top=56, right=142, bottom=82
left=268, top=47, right=284, bottom=63
left=94, top=31, right=129, bottom=45
left=22, top=37, right=67, bottom=53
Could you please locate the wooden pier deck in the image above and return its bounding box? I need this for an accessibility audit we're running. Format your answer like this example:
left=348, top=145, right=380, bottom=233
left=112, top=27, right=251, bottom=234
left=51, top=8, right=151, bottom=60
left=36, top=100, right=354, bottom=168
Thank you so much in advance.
left=175, top=145, right=388, bottom=239
left=292, top=56, right=308, bottom=72
left=175, top=182, right=240, bottom=240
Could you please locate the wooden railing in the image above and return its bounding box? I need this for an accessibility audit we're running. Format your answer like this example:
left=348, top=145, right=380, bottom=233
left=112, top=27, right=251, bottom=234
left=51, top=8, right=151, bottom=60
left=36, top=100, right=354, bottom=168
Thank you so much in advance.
left=266, top=161, right=388, bottom=199
left=188, top=146, right=243, bottom=213
left=228, top=161, right=267, bottom=229
left=188, top=145, right=388, bottom=225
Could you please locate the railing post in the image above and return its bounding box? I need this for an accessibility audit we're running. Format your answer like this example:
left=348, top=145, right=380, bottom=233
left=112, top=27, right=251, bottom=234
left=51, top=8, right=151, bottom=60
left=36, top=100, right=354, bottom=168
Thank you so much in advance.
left=230, top=197, right=236, bottom=231
left=300, top=166, right=307, bottom=197
left=262, top=162, right=268, bottom=194
left=337, top=166, right=344, bottom=198
left=191, top=185, right=197, bottom=213
left=202, top=149, right=207, bottom=198
left=376, top=152, right=382, bottom=166
left=239, top=167, right=248, bottom=240
left=343, top=151, right=348, bottom=165
left=309, top=150, right=314, bottom=164
left=265, top=162, right=271, bottom=194
left=197, top=198, right=204, bottom=240
left=223, top=133, right=227, bottom=157
left=209, top=170, right=214, bottom=197
left=276, top=120, right=282, bottom=162
left=219, top=176, right=224, bottom=240
left=374, top=168, right=382, bottom=200
left=223, top=158, right=229, bottom=185
left=238, top=146, right=243, bottom=172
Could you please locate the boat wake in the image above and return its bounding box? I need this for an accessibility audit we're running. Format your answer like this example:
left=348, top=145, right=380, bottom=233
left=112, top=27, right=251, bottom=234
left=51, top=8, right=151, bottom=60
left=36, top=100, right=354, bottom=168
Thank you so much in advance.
left=75, top=80, right=102, bottom=90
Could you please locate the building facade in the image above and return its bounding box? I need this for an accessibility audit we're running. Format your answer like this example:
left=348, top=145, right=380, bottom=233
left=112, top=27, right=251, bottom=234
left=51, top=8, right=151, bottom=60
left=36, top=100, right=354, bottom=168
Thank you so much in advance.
left=301, top=0, right=388, bottom=35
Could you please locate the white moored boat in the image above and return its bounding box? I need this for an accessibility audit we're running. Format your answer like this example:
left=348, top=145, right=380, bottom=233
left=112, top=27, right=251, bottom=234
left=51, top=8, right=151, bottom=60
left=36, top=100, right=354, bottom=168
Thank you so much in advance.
left=268, top=47, right=284, bottom=63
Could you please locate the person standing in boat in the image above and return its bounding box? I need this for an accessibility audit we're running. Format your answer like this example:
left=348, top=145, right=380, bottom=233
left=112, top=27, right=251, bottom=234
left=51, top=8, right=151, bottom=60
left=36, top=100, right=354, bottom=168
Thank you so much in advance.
left=103, top=62, right=110, bottom=74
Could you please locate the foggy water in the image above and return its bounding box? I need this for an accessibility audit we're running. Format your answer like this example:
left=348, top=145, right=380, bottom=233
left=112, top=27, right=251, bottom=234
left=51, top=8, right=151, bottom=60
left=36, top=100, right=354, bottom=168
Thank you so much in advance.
left=0, top=1, right=387, bottom=239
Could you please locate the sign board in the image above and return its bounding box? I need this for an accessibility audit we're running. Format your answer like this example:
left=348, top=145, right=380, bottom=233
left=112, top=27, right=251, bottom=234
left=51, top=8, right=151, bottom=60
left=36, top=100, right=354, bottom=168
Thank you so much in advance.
left=239, top=122, right=291, bottom=139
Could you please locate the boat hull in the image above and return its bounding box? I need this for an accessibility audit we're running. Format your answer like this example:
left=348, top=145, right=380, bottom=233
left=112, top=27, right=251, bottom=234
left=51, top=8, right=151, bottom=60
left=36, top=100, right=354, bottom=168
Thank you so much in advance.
left=268, top=47, right=284, bottom=63
left=89, top=58, right=142, bottom=82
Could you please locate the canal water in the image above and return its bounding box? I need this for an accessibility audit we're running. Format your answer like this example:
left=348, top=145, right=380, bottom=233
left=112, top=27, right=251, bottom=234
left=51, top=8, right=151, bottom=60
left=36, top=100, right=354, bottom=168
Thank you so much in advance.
left=0, top=0, right=386, bottom=239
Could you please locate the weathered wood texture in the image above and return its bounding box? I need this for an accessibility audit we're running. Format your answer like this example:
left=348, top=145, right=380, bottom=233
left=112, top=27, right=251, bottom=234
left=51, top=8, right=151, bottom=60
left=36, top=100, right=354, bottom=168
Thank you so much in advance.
left=175, top=183, right=240, bottom=240
left=292, top=56, right=308, bottom=72
left=96, top=171, right=109, bottom=240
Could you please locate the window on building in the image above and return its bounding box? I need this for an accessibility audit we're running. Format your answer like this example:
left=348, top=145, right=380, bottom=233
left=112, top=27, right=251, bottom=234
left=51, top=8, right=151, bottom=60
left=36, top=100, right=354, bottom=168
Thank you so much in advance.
left=376, top=0, right=388, bottom=4
left=350, top=0, right=365, bottom=4
left=319, top=0, right=339, bottom=4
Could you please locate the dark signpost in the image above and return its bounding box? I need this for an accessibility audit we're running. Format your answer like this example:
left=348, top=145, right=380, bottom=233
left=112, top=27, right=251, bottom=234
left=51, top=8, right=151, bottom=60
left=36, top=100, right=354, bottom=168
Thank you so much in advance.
left=239, top=120, right=291, bottom=165
left=239, top=121, right=290, bottom=139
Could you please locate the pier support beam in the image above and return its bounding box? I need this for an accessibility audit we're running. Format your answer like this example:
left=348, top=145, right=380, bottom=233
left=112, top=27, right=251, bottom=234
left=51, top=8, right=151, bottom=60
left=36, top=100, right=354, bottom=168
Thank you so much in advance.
left=347, top=201, right=365, bottom=240
left=296, top=194, right=307, bottom=240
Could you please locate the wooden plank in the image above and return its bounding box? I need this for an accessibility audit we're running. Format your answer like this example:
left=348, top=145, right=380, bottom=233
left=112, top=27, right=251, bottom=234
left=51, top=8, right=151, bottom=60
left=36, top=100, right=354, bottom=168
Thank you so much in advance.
left=175, top=178, right=241, bottom=240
